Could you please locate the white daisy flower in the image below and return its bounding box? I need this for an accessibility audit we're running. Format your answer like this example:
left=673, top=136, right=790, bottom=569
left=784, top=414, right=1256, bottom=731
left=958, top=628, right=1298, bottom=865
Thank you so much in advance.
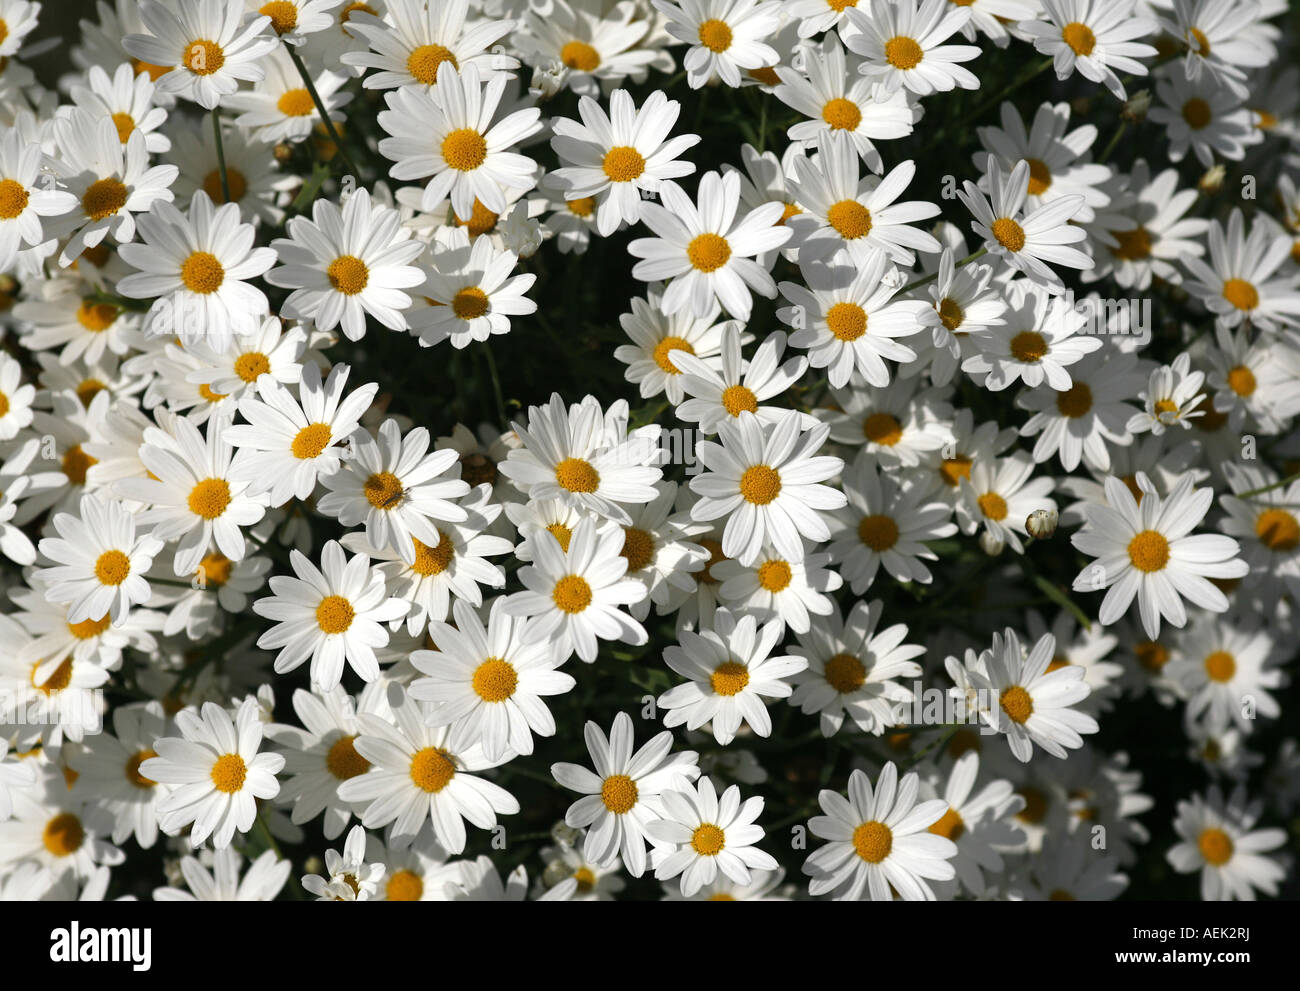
left=504, top=518, right=648, bottom=663
left=1182, top=208, right=1300, bottom=333
left=252, top=539, right=409, bottom=689
left=0, top=738, right=38, bottom=822
left=167, top=122, right=293, bottom=225
left=917, top=249, right=1009, bottom=386
left=0, top=799, right=124, bottom=884
left=923, top=751, right=1024, bottom=896
left=843, top=0, right=981, bottom=96
left=117, top=191, right=277, bottom=353
left=1125, top=352, right=1207, bottom=436
left=614, top=284, right=729, bottom=405
left=34, top=494, right=165, bottom=626
left=966, top=628, right=1099, bottom=762
left=1018, top=0, right=1158, bottom=101
left=123, top=0, right=279, bottom=110
left=182, top=314, right=308, bottom=402
left=0, top=351, right=36, bottom=442
left=515, top=0, right=660, bottom=99
left=153, top=847, right=290, bottom=901
left=302, top=824, right=385, bottom=900
left=962, top=279, right=1101, bottom=391
left=336, top=683, right=519, bottom=852
left=658, top=608, right=806, bottom=744
left=1070, top=472, right=1249, bottom=638
left=267, top=187, right=426, bottom=341
left=791, top=599, right=926, bottom=737
left=1218, top=464, right=1300, bottom=599
left=250, top=0, right=346, bottom=46
left=1147, top=66, right=1263, bottom=167
left=226, top=361, right=379, bottom=505
left=12, top=278, right=138, bottom=366
left=615, top=480, right=711, bottom=622
left=628, top=169, right=791, bottom=321
left=957, top=450, right=1056, bottom=555
left=690, top=409, right=846, bottom=566
left=712, top=542, right=840, bottom=635
left=66, top=61, right=171, bottom=155
left=1158, top=0, right=1273, bottom=99
left=375, top=62, right=542, bottom=219
left=804, top=761, right=957, bottom=900
left=0, top=0, right=39, bottom=56
left=224, top=45, right=353, bottom=144
left=142, top=698, right=285, bottom=849
left=646, top=776, right=777, bottom=897
left=669, top=324, right=808, bottom=435
left=653, top=0, right=782, bottom=89
left=1167, top=616, right=1281, bottom=734
left=1167, top=787, right=1286, bottom=900
left=0, top=129, right=77, bottom=271
left=957, top=157, right=1092, bottom=292
left=550, top=709, right=701, bottom=876
left=67, top=702, right=172, bottom=848
left=410, top=597, right=576, bottom=762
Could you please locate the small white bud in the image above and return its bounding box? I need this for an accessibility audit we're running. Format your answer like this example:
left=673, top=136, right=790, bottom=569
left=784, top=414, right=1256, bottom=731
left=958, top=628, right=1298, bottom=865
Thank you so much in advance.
left=1026, top=507, right=1059, bottom=540
left=979, top=529, right=1005, bottom=557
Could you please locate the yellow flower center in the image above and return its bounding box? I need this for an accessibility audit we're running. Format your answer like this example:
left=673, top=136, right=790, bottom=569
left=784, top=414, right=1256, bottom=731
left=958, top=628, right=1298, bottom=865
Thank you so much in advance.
left=560, top=40, right=600, bottom=72
left=125, top=750, right=158, bottom=789
left=410, top=532, right=455, bottom=575
left=82, top=177, right=128, bottom=221
left=1128, top=529, right=1170, bottom=572
left=1056, top=382, right=1092, bottom=417
left=710, top=661, right=750, bottom=696
left=95, top=549, right=131, bottom=585
left=43, top=813, right=85, bottom=857
left=31, top=657, right=73, bottom=695
left=999, top=685, right=1033, bottom=724
left=235, top=351, right=271, bottom=382
left=1221, top=278, right=1258, bottom=311
left=132, top=58, right=172, bottom=81
left=722, top=384, right=758, bottom=416
left=826, top=301, right=867, bottom=341
left=697, top=18, right=733, bottom=52
left=316, top=594, right=355, bottom=634
left=453, top=198, right=499, bottom=236
left=757, top=559, right=792, bottom=591
left=62, top=445, right=97, bottom=485
left=739, top=464, right=781, bottom=504
left=978, top=492, right=1007, bottom=521
left=260, top=1, right=299, bottom=34
left=545, top=523, right=573, bottom=553
left=747, top=66, right=781, bottom=86
left=862, top=412, right=903, bottom=446
left=1010, top=330, right=1048, bottom=362
left=1182, top=98, right=1211, bottom=129
left=567, top=196, right=596, bottom=217
left=1255, top=507, right=1299, bottom=551
left=1203, top=650, right=1236, bottom=683
left=1135, top=639, right=1169, bottom=672
left=1110, top=225, right=1152, bottom=260
left=472, top=657, right=518, bottom=702
left=1061, top=21, right=1096, bottom=55
left=852, top=820, right=893, bottom=862
left=292, top=422, right=332, bottom=459
left=928, top=807, right=965, bottom=841
left=601, top=774, right=638, bottom=813
left=857, top=513, right=899, bottom=551
left=68, top=614, right=112, bottom=640
left=198, top=552, right=233, bottom=586
left=691, top=823, right=726, bottom=856
left=407, top=44, right=458, bottom=85
left=76, top=299, right=118, bottom=332
left=653, top=335, right=694, bottom=373
left=449, top=285, right=488, bottom=320
left=276, top=88, right=315, bottom=117
left=0, top=178, right=27, bottom=218
left=552, top=574, right=593, bottom=613
left=824, top=652, right=866, bottom=693
left=937, top=297, right=964, bottom=332
left=1198, top=827, right=1233, bottom=865
left=1226, top=364, right=1255, bottom=397
left=1188, top=26, right=1211, bottom=56
left=602, top=146, right=645, bottom=182
left=940, top=455, right=972, bottom=488
left=687, top=232, right=731, bottom=272
left=822, top=98, right=862, bottom=131
left=184, top=39, right=226, bottom=76
left=409, top=747, right=455, bottom=792
left=1025, top=157, right=1052, bottom=195
left=884, top=36, right=923, bottom=69
left=327, top=254, right=369, bottom=295
left=620, top=526, right=654, bottom=572
left=203, top=167, right=247, bottom=204
left=210, top=753, right=247, bottom=793
left=179, top=250, right=225, bottom=294
left=187, top=478, right=232, bottom=519
left=573, top=867, right=596, bottom=893
left=363, top=471, right=404, bottom=509
left=441, top=128, right=487, bottom=171
left=555, top=456, right=600, bottom=492
left=827, top=199, right=871, bottom=240
left=991, top=217, right=1026, bottom=252
left=386, top=870, right=423, bottom=900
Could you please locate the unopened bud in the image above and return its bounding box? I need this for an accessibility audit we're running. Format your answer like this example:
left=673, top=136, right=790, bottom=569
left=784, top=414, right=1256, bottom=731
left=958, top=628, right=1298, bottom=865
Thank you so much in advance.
left=1199, top=164, right=1226, bottom=195
left=1026, top=507, right=1059, bottom=540
left=541, top=859, right=572, bottom=889
left=979, top=529, right=1005, bottom=557
left=1121, top=90, right=1151, bottom=122
left=550, top=821, right=582, bottom=849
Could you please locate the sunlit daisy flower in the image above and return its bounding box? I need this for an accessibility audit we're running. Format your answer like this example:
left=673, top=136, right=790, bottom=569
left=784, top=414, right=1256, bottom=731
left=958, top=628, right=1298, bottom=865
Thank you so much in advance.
left=46, top=110, right=178, bottom=267
left=317, top=419, right=469, bottom=563
left=922, top=752, right=1023, bottom=897
left=547, top=88, right=700, bottom=238
left=1159, top=0, right=1272, bottom=99
left=114, top=414, right=266, bottom=577
left=365, top=831, right=463, bottom=901
left=773, top=33, right=916, bottom=171
left=1125, top=352, right=1206, bottom=437
left=787, top=134, right=940, bottom=267
left=267, top=187, right=425, bottom=341
left=504, top=518, right=648, bottom=663
left=1219, top=464, right=1300, bottom=599
left=843, top=0, right=980, bottom=96
left=712, top=542, right=839, bottom=635
left=117, top=191, right=277, bottom=352
left=252, top=539, right=408, bottom=689
left=614, top=284, right=729, bottom=405
left=724, top=142, right=807, bottom=267
left=302, top=824, right=385, bottom=900
left=142, top=698, right=284, bottom=849
left=963, top=280, right=1101, bottom=392
left=515, top=0, right=659, bottom=98
left=249, top=0, right=346, bottom=46
left=0, top=129, right=77, bottom=271
left=408, top=226, right=536, bottom=349
left=1167, top=787, right=1286, bottom=900
left=410, top=597, right=576, bottom=762
left=267, top=684, right=382, bottom=840
left=0, top=738, right=38, bottom=821
left=804, top=761, right=957, bottom=901
left=167, top=123, right=292, bottom=226
left=1019, top=0, right=1157, bottom=101
left=957, top=451, right=1056, bottom=555
left=224, top=46, right=352, bottom=144
left=1182, top=208, right=1300, bottom=334
left=1084, top=160, right=1209, bottom=290
left=340, top=0, right=516, bottom=90
left=153, top=847, right=290, bottom=901
left=918, top=250, right=1008, bottom=386
left=35, top=494, right=164, bottom=626
left=226, top=361, right=379, bottom=505
left=1071, top=472, right=1249, bottom=638
left=376, top=63, right=542, bottom=219
left=12, top=278, right=139, bottom=366
left=1168, top=617, right=1280, bottom=734
left=654, top=0, right=781, bottom=89
left=66, top=702, right=171, bottom=848
left=0, top=0, right=39, bottom=56
left=1147, top=69, right=1262, bottom=167
left=536, top=833, right=626, bottom=901
left=658, top=607, right=804, bottom=744
left=123, top=0, right=279, bottom=109
left=690, top=409, right=846, bottom=567
left=66, top=61, right=170, bottom=157
left=0, top=617, right=109, bottom=747
left=789, top=598, right=925, bottom=737
left=183, top=315, right=308, bottom=402
left=646, top=776, right=776, bottom=896
left=0, top=352, right=35, bottom=443
left=826, top=452, right=956, bottom=593
left=946, top=0, right=1037, bottom=47
left=670, top=324, right=808, bottom=435
left=819, top=378, right=954, bottom=468
left=336, top=683, right=519, bottom=852
left=0, top=797, right=124, bottom=883
left=615, top=481, right=711, bottom=621
left=780, top=248, right=935, bottom=389
left=958, top=157, right=1092, bottom=292
left=629, top=169, right=790, bottom=321
left=550, top=709, right=701, bottom=876
left=499, top=393, right=662, bottom=526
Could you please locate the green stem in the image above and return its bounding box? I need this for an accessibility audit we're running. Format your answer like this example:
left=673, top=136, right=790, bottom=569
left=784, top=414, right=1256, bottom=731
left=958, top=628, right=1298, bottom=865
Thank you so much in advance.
left=87, top=290, right=151, bottom=312
left=1234, top=470, right=1300, bottom=499
left=964, top=57, right=1054, bottom=126
left=284, top=42, right=359, bottom=179
left=211, top=107, right=231, bottom=204
left=482, top=341, right=508, bottom=428
left=900, top=247, right=988, bottom=295
left=1098, top=120, right=1128, bottom=166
